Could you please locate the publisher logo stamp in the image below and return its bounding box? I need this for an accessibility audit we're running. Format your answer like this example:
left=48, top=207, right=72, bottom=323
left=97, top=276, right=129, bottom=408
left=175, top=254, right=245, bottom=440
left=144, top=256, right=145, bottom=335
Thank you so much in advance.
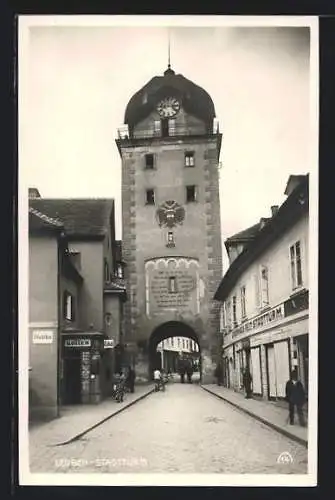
left=277, top=451, right=293, bottom=464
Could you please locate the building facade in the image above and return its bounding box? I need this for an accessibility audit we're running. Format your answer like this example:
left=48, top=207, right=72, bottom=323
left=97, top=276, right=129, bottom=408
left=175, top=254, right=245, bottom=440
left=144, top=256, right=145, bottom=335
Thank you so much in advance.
left=29, top=192, right=126, bottom=421
left=156, top=336, right=200, bottom=372
left=116, top=65, right=223, bottom=383
left=215, top=175, right=309, bottom=400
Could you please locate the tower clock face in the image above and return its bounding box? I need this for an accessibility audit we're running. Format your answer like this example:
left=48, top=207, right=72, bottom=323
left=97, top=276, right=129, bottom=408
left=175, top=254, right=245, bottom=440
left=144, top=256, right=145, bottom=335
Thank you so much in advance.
left=156, top=97, right=180, bottom=118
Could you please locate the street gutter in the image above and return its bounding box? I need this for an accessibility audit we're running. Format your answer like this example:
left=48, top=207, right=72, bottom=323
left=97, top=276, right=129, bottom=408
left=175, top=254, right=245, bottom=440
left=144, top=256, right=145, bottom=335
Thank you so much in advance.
left=54, top=387, right=155, bottom=446
left=201, top=385, right=308, bottom=448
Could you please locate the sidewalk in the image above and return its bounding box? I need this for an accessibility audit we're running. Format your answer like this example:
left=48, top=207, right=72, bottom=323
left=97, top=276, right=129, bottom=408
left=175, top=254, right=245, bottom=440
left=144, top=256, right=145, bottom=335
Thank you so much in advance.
left=29, top=384, right=155, bottom=447
left=201, top=385, right=308, bottom=447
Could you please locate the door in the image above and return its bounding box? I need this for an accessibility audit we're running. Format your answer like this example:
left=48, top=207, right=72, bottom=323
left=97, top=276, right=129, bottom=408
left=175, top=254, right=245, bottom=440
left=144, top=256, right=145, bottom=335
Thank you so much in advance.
left=274, top=341, right=290, bottom=398
left=251, top=347, right=262, bottom=395
left=63, top=355, right=81, bottom=404
left=267, top=345, right=277, bottom=398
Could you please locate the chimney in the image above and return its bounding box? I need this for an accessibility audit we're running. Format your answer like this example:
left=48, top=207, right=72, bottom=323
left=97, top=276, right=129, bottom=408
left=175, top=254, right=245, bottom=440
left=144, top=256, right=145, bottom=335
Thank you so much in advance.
left=29, top=187, right=41, bottom=199
left=284, top=175, right=305, bottom=197
left=259, top=217, right=268, bottom=229
left=271, top=205, right=279, bottom=217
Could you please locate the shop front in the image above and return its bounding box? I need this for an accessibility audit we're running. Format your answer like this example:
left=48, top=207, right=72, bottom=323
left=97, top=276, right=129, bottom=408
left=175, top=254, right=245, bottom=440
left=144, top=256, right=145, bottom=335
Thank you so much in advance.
left=61, top=332, right=105, bottom=405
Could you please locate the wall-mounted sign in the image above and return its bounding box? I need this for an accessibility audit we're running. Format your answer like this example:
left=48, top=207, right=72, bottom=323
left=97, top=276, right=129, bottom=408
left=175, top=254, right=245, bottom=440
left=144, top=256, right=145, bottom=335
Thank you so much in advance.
left=145, top=257, right=200, bottom=316
left=32, top=330, right=53, bottom=344
left=104, top=339, right=115, bottom=349
left=64, top=338, right=91, bottom=348
left=232, top=304, right=285, bottom=338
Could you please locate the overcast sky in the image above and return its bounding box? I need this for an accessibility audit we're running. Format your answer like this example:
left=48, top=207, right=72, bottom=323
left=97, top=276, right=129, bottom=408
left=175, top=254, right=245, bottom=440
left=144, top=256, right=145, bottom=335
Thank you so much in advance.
left=20, top=18, right=315, bottom=270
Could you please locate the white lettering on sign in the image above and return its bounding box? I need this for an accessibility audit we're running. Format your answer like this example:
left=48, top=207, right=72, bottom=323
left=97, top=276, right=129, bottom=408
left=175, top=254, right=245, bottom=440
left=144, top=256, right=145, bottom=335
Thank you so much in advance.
left=64, top=339, right=91, bottom=348
left=32, top=330, right=54, bottom=344
left=232, top=304, right=285, bottom=338
left=104, top=339, right=115, bottom=349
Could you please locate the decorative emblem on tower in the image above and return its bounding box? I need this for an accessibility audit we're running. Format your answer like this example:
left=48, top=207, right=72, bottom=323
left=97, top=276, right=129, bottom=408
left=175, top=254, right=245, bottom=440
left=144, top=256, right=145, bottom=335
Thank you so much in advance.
left=156, top=200, right=185, bottom=228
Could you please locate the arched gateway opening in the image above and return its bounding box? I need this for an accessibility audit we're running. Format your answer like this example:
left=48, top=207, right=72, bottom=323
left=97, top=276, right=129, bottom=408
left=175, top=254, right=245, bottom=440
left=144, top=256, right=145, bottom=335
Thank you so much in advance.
left=149, top=321, right=201, bottom=381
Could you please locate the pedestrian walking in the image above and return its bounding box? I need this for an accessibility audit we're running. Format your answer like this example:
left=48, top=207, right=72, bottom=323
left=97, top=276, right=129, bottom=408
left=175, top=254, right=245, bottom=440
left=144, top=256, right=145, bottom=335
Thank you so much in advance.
left=242, top=368, right=252, bottom=399
left=186, top=361, right=193, bottom=384
left=285, top=370, right=306, bottom=426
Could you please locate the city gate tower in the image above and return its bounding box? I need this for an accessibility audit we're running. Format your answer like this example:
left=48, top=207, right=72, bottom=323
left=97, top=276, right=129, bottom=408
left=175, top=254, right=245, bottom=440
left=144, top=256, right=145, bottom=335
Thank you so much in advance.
left=116, top=64, right=223, bottom=383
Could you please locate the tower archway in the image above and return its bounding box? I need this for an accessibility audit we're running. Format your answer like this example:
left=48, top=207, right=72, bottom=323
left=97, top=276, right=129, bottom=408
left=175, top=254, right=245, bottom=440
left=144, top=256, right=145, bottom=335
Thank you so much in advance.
left=148, top=321, right=201, bottom=380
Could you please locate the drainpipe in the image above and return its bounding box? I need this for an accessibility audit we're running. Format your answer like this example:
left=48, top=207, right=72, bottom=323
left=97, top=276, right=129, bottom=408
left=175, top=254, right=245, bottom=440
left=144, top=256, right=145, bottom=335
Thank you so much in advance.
left=56, top=231, right=64, bottom=416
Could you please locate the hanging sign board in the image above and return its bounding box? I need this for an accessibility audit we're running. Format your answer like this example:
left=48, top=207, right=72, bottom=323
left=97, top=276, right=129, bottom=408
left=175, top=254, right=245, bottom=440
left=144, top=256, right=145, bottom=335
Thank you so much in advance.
left=104, top=339, right=115, bottom=349
left=64, top=338, right=91, bottom=348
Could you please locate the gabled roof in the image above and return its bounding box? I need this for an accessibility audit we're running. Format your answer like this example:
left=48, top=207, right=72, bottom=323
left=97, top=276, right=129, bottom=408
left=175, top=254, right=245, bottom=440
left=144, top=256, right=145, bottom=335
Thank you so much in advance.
left=214, top=174, right=309, bottom=301
left=225, top=222, right=263, bottom=244
left=104, top=277, right=126, bottom=292
left=29, top=206, right=64, bottom=233
left=29, top=198, right=114, bottom=238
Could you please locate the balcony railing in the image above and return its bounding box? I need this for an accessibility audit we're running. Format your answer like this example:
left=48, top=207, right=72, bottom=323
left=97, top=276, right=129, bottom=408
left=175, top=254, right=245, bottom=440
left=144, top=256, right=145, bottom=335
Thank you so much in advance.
left=117, top=121, right=220, bottom=140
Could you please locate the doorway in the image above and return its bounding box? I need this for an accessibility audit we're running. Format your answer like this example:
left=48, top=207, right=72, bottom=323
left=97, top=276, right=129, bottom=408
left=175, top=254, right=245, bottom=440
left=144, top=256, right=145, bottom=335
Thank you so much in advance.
left=63, top=351, right=82, bottom=404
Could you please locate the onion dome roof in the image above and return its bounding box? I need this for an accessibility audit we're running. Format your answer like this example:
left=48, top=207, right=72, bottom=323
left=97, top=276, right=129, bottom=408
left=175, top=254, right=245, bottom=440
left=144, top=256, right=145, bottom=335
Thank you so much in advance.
left=124, top=66, right=216, bottom=126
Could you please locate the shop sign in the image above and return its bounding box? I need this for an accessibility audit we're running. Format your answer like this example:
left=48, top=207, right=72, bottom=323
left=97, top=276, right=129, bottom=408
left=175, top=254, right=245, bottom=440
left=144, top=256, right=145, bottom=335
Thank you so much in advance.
left=104, top=339, right=115, bottom=349
left=232, top=304, right=285, bottom=338
left=32, top=330, right=53, bottom=344
left=64, top=338, right=91, bottom=348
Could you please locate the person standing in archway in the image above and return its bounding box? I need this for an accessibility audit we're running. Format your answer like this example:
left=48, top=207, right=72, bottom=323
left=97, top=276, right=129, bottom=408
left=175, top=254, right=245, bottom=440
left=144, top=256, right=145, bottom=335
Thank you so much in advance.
left=186, top=360, right=193, bottom=383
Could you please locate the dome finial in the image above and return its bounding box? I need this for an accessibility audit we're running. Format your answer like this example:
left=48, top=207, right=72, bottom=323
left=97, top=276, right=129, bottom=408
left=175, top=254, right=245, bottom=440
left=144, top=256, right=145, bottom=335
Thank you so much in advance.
left=164, top=28, right=175, bottom=75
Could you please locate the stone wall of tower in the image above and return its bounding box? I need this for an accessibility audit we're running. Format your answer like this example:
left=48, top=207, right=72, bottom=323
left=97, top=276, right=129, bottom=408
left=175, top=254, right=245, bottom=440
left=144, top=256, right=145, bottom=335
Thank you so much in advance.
left=121, top=151, right=137, bottom=343
left=204, top=145, right=223, bottom=360
left=120, top=134, right=222, bottom=381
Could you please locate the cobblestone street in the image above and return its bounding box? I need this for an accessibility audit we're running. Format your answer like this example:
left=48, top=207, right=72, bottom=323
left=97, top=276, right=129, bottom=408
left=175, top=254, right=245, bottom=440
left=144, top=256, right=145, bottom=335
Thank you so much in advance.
left=30, top=382, right=308, bottom=474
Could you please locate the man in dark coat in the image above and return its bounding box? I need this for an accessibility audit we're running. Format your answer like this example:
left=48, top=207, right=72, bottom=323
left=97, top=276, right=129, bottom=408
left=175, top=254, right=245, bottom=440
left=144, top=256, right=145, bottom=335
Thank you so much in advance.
left=186, top=361, right=193, bottom=383
left=126, top=366, right=136, bottom=393
left=242, top=368, right=252, bottom=398
left=285, top=370, right=306, bottom=426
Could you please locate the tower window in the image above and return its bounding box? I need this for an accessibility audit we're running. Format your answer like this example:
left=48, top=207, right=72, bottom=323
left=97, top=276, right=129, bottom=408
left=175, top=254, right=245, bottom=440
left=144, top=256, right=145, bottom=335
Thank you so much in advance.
left=63, top=291, right=75, bottom=322
left=186, top=185, right=197, bottom=203
left=169, top=277, right=177, bottom=293
left=185, top=151, right=195, bottom=167
left=168, top=119, right=176, bottom=136
left=145, top=154, right=154, bottom=169
left=145, top=189, right=155, bottom=205
left=154, top=121, right=161, bottom=136
left=166, top=231, right=175, bottom=248
left=161, top=119, right=169, bottom=137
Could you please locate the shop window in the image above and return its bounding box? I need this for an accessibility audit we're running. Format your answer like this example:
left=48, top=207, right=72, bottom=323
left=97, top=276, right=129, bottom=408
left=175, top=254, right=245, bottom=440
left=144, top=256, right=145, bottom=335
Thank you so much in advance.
left=145, top=189, right=155, bottom=205
left=185, top=151, right=195, bottom=167
left=63, top=291, right=75, bottom=322
left=290, top=240, right=303, bottom=289
left=145, top=153, right=154, bottom=169
left=186, top=185, right=197, bottom=203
